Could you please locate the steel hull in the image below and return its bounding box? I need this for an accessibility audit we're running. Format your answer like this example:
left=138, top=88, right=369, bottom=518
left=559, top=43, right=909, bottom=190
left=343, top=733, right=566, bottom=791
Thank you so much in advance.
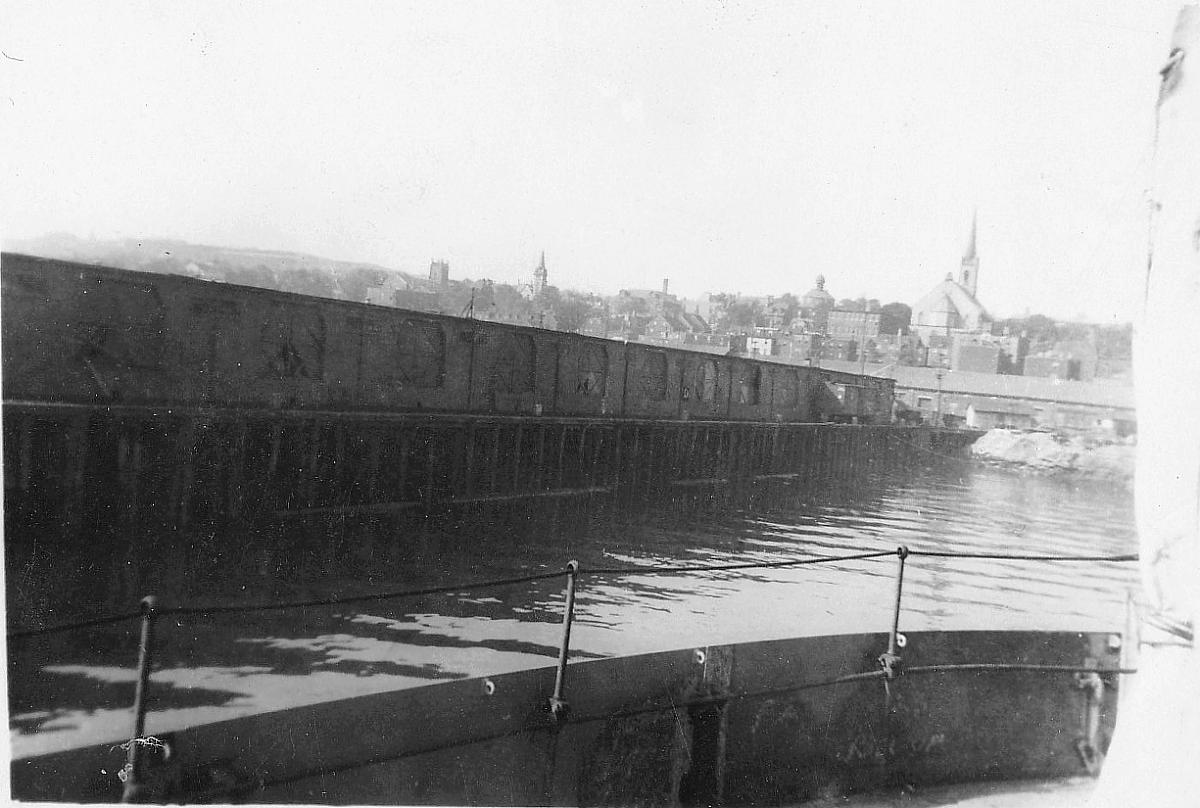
left=9, top=629, right=1123, bottom=805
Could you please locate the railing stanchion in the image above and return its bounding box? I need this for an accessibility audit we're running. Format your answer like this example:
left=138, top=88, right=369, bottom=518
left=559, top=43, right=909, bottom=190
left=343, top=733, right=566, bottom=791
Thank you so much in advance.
left=122, top=595, right=158, bottom=803
left=549, top=561, right=579, bottom=722
left=887, top=546, right=909, bottom=659
left=878, top=546, right=908, bottom=708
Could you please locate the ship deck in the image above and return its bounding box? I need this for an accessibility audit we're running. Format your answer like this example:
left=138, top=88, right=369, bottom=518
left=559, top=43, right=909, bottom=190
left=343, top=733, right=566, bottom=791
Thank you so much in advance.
left=816, top=776, right=1095, bottom=807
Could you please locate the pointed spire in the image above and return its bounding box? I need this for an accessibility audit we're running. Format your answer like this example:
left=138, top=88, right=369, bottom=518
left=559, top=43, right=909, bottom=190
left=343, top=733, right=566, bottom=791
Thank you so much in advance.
left=964, top=210, right=978, bottom=261
left=960, top=210, right=980, bottom=298
left=533, top=250, right=548, bottom=296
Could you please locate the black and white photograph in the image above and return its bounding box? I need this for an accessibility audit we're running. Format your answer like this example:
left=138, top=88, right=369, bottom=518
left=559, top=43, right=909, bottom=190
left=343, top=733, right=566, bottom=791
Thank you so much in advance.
left=2, top=1, right=1197, bottom=805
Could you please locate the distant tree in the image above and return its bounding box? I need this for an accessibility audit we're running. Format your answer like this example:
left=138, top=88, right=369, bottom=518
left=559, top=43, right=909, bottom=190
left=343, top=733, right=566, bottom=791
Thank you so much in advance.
left=549, top=289, right=599, bottom=333
left=612, top=294, right=649, bottom=318
left=474, top=280, right=497, bottom=313
left=338, top=267, right=389, bottom=303
left=610, top=294, right=651, bottom=337
left=434, top=282, right=476, bottom=316
left=704, top=292, right=739, bottom=331
left=879, top=302, right=912, bottom=335
left=865, top=338, right=885, bottom=363
left=898, top=338, right=925, bottom=366
left=284, top=267, right=337, bottom=298
left=998, top=314, right=1059, bottom=352
left=993, top=318, right=1129, bottom=363
left=488, top=283, right=534, bottom=324
left=998, top=349, right=1022, bottom=375
left=725, top=299, right=763, bottom=329
left=776, top=293, right=801, bottom=327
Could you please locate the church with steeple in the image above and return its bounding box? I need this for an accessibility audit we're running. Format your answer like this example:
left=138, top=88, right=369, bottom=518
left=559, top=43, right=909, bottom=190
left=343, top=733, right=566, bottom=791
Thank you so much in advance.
left=532, top=251, right=548, bottom=297
left=911, top=213, right=992, bottom=341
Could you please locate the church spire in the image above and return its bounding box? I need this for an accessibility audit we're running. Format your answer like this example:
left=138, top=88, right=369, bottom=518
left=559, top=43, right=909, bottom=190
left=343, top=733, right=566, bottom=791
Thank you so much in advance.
left=960, top=211, right=979, bottom=298
left=533, top=250, right=548, bottom=296
left=964, top=210, right=978, bottom=262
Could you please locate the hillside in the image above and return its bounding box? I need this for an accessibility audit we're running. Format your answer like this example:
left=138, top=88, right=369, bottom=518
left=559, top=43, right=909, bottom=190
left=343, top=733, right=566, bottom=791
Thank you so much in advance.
left=4, top=233, right=420, bottom=304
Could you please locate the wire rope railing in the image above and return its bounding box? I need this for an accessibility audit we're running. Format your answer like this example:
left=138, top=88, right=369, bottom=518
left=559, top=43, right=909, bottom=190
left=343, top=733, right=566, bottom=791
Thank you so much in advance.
left=6, top=544, right=1141, bottom=801
left=6, top=548, right=1138, bottom=641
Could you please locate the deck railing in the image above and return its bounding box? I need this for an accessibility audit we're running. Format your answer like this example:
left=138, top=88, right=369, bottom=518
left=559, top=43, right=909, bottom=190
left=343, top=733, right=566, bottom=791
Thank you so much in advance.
left=6, top=544, right=1139, bottom=800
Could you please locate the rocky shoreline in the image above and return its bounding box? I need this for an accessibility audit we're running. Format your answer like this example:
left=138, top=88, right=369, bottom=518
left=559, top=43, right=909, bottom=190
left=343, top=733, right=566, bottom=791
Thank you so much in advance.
left=970, top=428, right=1134, bottom=484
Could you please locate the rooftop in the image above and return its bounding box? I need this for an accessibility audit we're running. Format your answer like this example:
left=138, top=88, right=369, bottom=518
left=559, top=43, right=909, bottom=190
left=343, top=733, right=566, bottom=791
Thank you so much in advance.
left=813, top=360, right=1135, bottom=410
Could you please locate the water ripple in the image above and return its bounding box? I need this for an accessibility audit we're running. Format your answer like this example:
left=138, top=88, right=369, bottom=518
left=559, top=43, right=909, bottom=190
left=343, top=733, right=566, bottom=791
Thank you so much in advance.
left=9, top=462, right=1138, bottom=759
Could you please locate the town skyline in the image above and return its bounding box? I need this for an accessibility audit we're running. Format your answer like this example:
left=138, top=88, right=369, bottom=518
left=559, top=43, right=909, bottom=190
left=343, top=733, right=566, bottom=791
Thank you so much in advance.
left=0, top=203, right=1147, bottom=324
left=5, top=229, right=1125, bottom=329
left=3, top=2, right=1184, bottom=324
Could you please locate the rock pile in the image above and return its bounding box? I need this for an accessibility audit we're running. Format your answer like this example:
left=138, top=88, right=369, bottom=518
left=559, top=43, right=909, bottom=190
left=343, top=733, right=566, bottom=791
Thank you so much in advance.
left=970, top=428, right=1134, bottom=483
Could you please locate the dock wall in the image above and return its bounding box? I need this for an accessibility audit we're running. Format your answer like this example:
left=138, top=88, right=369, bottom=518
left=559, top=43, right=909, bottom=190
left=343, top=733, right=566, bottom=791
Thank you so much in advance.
left=2, top=254, right=978, bottom=632
left=3, top=402, right=972, bottom=528
left=1, top=253, right=894, bottom=424
left=2, top=400, right=975, bottom=631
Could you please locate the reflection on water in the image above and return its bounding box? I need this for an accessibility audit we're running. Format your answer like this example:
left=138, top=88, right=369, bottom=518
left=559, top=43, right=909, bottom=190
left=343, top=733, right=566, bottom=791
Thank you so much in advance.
left=7, top=459, right=1138, bottom=757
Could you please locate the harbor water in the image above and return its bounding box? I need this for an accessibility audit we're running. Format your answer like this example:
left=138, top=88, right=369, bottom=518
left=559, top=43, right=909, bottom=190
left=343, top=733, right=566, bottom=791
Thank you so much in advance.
left=7, top=457, right=1138, bottom=759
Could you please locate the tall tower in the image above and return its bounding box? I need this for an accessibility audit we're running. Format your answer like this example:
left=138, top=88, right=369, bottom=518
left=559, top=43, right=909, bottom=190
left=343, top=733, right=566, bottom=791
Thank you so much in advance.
left=429, top=259, right=450, bottom=288
left=959, top=211, right=979, bottom=297
left=533, top=251, right=548, bottom=296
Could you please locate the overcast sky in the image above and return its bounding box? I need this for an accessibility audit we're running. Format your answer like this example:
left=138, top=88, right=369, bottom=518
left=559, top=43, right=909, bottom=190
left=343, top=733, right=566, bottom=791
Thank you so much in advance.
left=1, top=1, right=1187, bottom=322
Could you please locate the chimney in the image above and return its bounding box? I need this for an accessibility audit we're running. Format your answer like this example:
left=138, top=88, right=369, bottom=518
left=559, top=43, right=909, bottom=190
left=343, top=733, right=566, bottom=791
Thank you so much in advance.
left=662, top=278, right=669, bottom=295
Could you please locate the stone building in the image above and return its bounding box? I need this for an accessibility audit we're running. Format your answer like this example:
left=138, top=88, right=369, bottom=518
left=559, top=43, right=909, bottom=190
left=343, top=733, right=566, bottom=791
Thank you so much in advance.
left=827, top=308, right=882, bottom=341
left=622, top=280, right=710, bottom=341
left=965, top=400, right=1037, bottom=430
left=873, top=332, right=927, bottom=366
left=799, top=275, right=835, bottom=333
left=950, top=332, right=1029, bottom=374
left=819, top=359, right=1136, bottom=437
left=911, top=215, right=992, bottom=341
left=1024, top=340, right=1099, bottom=381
